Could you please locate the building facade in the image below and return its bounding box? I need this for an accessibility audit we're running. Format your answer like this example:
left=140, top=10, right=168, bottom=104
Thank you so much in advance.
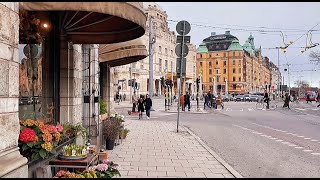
left=197, top=31, right=278, bottom=95
left=112, top=2, right=197, bottom=99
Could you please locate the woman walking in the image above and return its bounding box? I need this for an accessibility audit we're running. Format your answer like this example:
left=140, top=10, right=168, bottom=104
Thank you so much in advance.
left=283, top=92, right=290, bottom=109
left=144, top=94, right=152, bottom=120
left=137, top=97, right=145, bottom=119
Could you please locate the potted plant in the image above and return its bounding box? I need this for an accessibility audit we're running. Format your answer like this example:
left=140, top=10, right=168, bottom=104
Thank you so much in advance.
left=119, top=128, right=130, bottom=139
left=99, top=97, right=108, bottom=121
left=102, top=118, right=121, bottom=150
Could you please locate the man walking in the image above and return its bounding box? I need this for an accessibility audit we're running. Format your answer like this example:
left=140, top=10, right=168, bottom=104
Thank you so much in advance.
left=263, top=90, right=270, bottom=109
left=184, top=92, right=191, bottom=111
left=306, top=93, right=312, bottom=103
left=283, top=92, right=290, bottom=109
left=204, top=93, right=209, bottom=110
left=144, top=94, right=152, bottom=120
left=207, top=91, right=212, bottom=109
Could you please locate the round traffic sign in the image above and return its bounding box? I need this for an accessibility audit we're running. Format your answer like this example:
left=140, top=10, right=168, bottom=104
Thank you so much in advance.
left=23, top=44, right=42, bottom=59
left=176, top=20, right=191, bottom=36
left=175, top=44, right=189, bottom=57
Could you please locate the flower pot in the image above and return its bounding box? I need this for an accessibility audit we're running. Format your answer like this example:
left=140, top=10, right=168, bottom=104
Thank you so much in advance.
left=105, top=139, right=115, bottom=150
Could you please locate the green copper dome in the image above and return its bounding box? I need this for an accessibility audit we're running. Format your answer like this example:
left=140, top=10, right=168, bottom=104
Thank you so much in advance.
left=242, top=40, right=254, bottom=56
left=197, top=42, right=208, bottom=53
left=227, top=40, right=243, bottom=51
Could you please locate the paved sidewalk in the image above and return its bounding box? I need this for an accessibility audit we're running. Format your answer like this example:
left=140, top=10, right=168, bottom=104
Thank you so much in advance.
left=106, top=119, right=241, bottom=178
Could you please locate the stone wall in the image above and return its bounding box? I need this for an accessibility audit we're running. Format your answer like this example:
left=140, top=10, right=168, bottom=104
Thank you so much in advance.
left=60, top=43, right=83, bottom=125
left=0, top=2, right=28, bottom=178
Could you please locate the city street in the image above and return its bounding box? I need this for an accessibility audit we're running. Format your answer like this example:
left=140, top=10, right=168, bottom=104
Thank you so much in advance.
left=116, top=99, right=320, bottom=178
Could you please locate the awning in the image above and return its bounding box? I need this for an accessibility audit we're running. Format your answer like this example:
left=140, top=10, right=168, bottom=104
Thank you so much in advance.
left=19, top=2, right=146, bottom=44
left=99, top=37, right=147, bottom=67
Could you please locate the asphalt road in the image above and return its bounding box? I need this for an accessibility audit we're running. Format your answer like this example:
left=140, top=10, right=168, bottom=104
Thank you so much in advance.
left=123, top=99, right=320, bottom=178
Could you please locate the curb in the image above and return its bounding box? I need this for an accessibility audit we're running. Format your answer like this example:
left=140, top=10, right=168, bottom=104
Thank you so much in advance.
left=160, top=110, right=209, bottom=114
left=182, top=126, right=243, bottom=178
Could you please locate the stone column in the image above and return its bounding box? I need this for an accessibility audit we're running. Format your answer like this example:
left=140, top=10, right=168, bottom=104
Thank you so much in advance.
left=59, top=42, right=83, bottom=125
left=0, top=2, right=28, bottom=178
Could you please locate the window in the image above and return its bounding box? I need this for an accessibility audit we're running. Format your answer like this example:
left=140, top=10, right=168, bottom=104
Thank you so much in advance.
left=165, top=60, right=168, bottom=70
left=209, top=69, right=212, bottom=74
left=233, top=84, right=236, bottom=90
left=239, top=77, right=241, bottom=81
left=224, top=77, right=226, bottom=82
left=140, top=64, right=144, bottom=69
left=233, top=76, right=236, bottom=82
left=159, top=59, right=162, bottom=72
left=239, top=68, right=241, bottom=73
left=224, top=45, right=227, bottom=49
left=223, top=52, right=226, bottom=57
left=216, top=70, right=218, bottom=74
left=233, top=68, right=236, bottom=73
left=223, top=69, right=226, bottom=74
left=216, top=60, right=218, bottom=65
left=210, top=85, right=213, bottom=90
left=233, top=60, right=236, bottom=66
left=209, top=78, right=212, bottom=82
left=233, top=52, right=236, bottom=57
left=159, top=46, right=162, bottom=53
left=216, top=53, right=219, bottom=56
left=239, top=52, right=242, bottom=56
left=165, top=48, right=168, bottom=55
left=239, top=60, right=241, bottom=65
left=223, top=61, right=226, bottom=66
left=171, top=50, right=173, bottom=56
left=200, top=54, right=202, bottom=58
left=209, top=54, right=212, bottom=58
left=217, top=76, right=220, bottom=82
left=209, top=62, right=212, bottom=67
left=200, top=62, right=203, bottom=66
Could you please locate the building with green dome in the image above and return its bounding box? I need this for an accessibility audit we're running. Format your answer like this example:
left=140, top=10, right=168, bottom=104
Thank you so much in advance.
left=196, top=31, right=280, bottom=94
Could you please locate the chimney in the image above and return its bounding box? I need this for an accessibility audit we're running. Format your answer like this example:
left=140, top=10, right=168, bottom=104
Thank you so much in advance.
left=225, top=31, right=230, bottom=35
left=211, top=32, right=216, bottom=36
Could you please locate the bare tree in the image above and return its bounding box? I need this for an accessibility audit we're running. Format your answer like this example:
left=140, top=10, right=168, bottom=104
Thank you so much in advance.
left=294, top=80, right=310, bottom=89
left=309, top=50, right=320, bottom=64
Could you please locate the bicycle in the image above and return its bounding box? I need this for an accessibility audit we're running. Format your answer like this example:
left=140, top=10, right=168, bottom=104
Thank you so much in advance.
left=256, top=99, right=277, bottom=110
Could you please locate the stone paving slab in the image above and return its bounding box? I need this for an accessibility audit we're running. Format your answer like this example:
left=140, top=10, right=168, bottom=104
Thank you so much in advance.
left=106, top=119, right=241, bottom=178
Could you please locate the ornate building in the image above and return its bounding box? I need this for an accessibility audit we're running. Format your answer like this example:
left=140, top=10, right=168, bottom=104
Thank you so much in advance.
left=112, top=2, right=197, bottom=98
left=197, top=31, right=278, bottom=94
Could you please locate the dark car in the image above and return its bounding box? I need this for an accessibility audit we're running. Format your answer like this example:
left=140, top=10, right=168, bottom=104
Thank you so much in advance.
left=235, top=95, right=244, bottom=102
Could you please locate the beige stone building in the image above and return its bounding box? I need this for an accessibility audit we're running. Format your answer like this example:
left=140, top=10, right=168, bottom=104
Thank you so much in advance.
left=112, top=2, right=197, bottom=99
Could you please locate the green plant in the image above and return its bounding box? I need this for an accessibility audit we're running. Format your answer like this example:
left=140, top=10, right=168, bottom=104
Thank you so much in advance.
left=100, top=97, right=107, bottom=115
left=120, top=128, right=130, bottom=139
left=62, top=122, right=89, bottom=139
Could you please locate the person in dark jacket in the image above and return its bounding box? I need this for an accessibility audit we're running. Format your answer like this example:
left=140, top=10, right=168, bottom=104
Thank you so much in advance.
left=207, top=91, right=212, bottom=109
left=144, top=94, right=152, bottom=120
left=184, top=92, right=191, bottom=111
left=283, top=92, right=290, bottom=109
left=263, top=90, right=270, bottom=109
left=137, top=97, right=145, bottom=119
left=306, top=94, right=312, bottom=103
left=204, top=93, right=210, bottom=110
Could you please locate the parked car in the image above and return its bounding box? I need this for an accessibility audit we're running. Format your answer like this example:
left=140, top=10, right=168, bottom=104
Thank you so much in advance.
left=222, top=95, right=230, bottom=102
left=235, top=95, right=244, bottom=102
left=249, top=95, right=259, bottom=102
left=243, top=94, right=252, bottom=102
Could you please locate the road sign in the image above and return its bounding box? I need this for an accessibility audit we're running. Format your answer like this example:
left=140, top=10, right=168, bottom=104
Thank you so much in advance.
left=176, top=35, right=190, bottom=44
left=176, top=57, right=186, bottom=78
left=23, top=44, right=42, bottom=59
left=176, top=20, right=191, bottom=35
left=175, top=44, right=189, bottom=57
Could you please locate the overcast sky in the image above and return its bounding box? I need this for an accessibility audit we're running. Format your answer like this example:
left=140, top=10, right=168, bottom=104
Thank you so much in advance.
left=157, top=2, right=320, bottom=88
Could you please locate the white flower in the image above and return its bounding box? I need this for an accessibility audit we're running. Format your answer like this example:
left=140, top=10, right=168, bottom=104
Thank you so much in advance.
left=121, top=115, right=124, bottom=120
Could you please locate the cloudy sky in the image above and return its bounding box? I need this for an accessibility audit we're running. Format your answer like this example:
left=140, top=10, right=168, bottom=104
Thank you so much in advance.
left=157, top=2, right=320, bottom=87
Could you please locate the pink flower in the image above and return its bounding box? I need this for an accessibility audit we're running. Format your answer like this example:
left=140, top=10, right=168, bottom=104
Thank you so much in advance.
left=88, top=165, right=97, bottom=171
left=102, top=159, right=110, bottom=164
left=96, top=164, right=108, bottom=172
left=56, top=124, right=64, bottom=132
left=111, top=165, right=119, bottom=170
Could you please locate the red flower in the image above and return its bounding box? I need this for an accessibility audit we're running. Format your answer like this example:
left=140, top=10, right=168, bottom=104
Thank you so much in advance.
left=19, top=128, right=38, bottom=143
left=56, top=124, right=63, bottom=132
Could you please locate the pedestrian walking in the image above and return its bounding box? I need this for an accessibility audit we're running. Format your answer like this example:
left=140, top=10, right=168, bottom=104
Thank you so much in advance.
left=283, top=92, right=290, bottom=109
left=263, top=90, right=270, bottom=109
left=306, top=93, right=312, bottom=103
left=137, top=97, right=145, bottom=119
left=184, top=92, right=191, bottom=111
left=207, top=91, right=212, bottom=109
left=204, top=93, right=210, bottom=110
left=132, top=92, right=137, bottom=112
left=317, top=90, right=320, bottom=107
left=116, top=92, right=120, bottom=105
left=217, top=93, right=224, bottom=109
left=144, top=94, right=152, bottom=120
